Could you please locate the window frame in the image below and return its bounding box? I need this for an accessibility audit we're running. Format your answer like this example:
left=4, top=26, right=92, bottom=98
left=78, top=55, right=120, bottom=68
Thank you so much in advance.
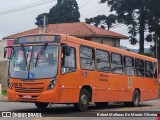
left=135, top=58, right=145, bottom=77
left=95, top=49, right=111, bottom=73
left=145, top=60, right=154, bottom=78
left=111, top=52, right=123, bottom=74
left=80, top=45, right=95, bottom=71
left=112, top=39, right=116, bottom=47
left=123, top=55, right=135, bottom=76
left=153, top=62, right=158, bottom=79
left=61, top=46, right=77, bottom=74
left=97, top=38, right=103, bottom=44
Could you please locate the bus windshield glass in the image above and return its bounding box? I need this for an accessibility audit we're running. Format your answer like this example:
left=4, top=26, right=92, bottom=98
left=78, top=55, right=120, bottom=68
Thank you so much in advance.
left=9, top=45, right=58, bottom=79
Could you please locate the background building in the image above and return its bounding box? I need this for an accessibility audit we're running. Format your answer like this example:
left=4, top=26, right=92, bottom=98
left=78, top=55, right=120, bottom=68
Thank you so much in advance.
left=2, top=22, right=128, bottom=60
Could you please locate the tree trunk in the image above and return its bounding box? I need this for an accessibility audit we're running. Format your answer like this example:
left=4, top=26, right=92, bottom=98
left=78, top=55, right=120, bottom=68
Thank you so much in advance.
left=139, top=3, right=145, bottom=54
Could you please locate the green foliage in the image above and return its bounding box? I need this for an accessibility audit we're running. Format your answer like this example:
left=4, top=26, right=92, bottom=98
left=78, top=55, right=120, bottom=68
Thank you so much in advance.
left=35, top=13, right=48, bottom=26
left=2, top=89, right=7, bottom=96
left=100, top=0, right=160, bottom=54
left=146, top=0, right=160, bottom=60
left=142, top=52, right=154, bottom=58
left=145, top=34, right=153, bottom=42
left=129, top=36, right=138, bottom=45
left=35, top=0, right=80, bottom=26
left=85, top=14, right=118, bottom=30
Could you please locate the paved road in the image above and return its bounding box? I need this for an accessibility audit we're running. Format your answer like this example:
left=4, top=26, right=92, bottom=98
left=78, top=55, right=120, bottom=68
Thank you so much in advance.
left=0, top=100, right=160, bottom=120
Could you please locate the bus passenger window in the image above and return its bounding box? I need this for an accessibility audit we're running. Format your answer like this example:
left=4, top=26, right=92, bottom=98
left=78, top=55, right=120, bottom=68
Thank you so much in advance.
left=111, top=53, right=123, bottom=74
left=61, top=46, right=76, bottom=74
left=96, top=50, right=110, bottom=72
left=145, top=61, right=153, bottom=78
left=153, top=63, right=157, bottom=78
left=135, top=59, right=144, bottom=76
left=124, top=56, right=134, bottom=75
left=80, top=46, right=95, bottom=70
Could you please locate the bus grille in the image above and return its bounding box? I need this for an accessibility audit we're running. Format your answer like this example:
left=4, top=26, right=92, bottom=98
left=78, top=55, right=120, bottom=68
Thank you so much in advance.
left=15, top=87, right=44, bottom=93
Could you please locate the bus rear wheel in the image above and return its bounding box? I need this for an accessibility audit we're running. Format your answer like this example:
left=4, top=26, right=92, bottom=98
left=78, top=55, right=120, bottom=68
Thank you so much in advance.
left=74, top=89, right=89, bottom=112
left=35, top=102, right=49, bottom=109
left=95, top=102, right=108, bottom=108
left=124, top=90, right=140, bottom=107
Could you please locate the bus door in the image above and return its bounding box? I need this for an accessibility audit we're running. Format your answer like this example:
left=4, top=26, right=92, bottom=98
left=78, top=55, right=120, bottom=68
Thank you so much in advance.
left=145, top=62, right=159, bottom=99
left=109, top=53, right=124, bottom=102
left=79, top=46, right=96, bottom=101
left=119, top=56, right=135, bottom=101
left=94, top=49, right=110, bottom=102
left=59, top=45, right=78, bottom=103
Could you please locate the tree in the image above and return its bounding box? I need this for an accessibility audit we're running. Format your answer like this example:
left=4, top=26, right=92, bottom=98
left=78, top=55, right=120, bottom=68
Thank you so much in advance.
left=146, top=0, right=160, bottom=59
left=100, top=0, right=152, bottom=54
left=35, top=0, right=80, bottom=26
left=85, top=14, right=118, bottom=30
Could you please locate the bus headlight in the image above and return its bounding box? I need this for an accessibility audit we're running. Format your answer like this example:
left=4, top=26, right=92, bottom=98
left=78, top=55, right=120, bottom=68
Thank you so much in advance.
left=7, top=79, right=12, bottom=89
left=48, top=78, right=56, bottom=90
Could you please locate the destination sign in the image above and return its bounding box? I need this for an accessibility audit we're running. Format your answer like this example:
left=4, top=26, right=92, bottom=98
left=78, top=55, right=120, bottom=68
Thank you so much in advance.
left=14, top=35, right=60, bottom=44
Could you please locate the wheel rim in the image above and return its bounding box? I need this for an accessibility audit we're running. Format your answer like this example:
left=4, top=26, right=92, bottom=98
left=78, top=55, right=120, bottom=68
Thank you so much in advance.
left=81, top=94, right=88, bottom=106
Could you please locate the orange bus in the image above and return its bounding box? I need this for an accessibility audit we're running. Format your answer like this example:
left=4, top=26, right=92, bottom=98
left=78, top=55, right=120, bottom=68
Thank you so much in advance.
left=4, top=33, right=159, bottom=111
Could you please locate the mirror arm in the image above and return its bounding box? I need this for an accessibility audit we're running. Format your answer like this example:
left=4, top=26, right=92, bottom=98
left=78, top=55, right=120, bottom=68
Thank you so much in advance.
left=4, top=46, right=13, bottom=59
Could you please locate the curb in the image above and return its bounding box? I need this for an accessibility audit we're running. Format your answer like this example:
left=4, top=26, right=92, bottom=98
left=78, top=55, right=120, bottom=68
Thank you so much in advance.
left=0, top=96, right=8, bottom=102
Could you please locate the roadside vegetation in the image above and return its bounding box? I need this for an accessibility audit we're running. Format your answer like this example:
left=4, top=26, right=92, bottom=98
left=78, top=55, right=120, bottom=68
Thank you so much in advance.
left=2, top=89, right=7, bottom=96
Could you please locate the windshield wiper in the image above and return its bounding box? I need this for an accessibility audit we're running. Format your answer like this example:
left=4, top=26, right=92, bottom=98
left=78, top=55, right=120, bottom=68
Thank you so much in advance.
left=20, top=44, right=27, bottom=66
left=35, top=43, right=48, bottom=67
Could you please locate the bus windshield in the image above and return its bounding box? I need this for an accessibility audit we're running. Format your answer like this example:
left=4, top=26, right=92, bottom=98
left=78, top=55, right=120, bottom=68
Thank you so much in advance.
left=9, top=45, right=58, bottom=79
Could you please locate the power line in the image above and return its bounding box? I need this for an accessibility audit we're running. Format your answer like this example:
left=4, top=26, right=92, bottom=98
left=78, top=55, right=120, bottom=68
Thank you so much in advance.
left=0, top=0, right=45, bottom=11
left=0, top=0, right=55, bottom=15
left=0, top=3, right=52, bottom=20
left=79, top=0, right=94, bottom=9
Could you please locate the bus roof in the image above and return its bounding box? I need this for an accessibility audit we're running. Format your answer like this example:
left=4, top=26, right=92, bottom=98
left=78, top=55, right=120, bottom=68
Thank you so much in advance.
left=13, top=33, right=157, bottom=62
left=64, top=34, right=157, bottom=62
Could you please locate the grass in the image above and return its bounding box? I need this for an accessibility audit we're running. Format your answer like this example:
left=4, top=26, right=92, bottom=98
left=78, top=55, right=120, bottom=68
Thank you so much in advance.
left=1, top=89, right=7, bottom=96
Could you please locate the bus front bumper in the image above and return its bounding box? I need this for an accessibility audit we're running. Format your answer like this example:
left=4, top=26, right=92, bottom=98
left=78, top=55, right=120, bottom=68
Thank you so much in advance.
left=7, top=88, right=59, bottom=103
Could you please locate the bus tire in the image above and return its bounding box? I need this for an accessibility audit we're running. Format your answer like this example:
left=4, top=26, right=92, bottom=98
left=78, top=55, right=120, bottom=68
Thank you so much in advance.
left=74, top=89, right=89, bottom=112
left=35, top=102, right=49, bottom=109
left=124, top=90, right=140, bottom=107
left=95, top=102, right=108, bottom=108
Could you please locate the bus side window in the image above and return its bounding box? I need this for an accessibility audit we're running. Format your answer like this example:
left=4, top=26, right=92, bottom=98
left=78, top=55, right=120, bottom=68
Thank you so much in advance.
left=61, top=46, right=76, bottom=74
left=145, top=61, right=153, bottom=78
left=111, top=53, right=123, bottom=74
left=124, top=56, right=134, bottom=75
left=80, top=46, right=95, bottom=70
left=96, top=49, right=110, bottom=72
left=153, top=62, right=157, bottom=78
left=135, top=58, right=144, bottom=77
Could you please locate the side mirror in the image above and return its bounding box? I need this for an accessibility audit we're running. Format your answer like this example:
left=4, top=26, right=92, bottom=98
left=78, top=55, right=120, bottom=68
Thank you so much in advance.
left=4, top=46, right=12, bottom=59
left=4, top=49, right=7, bottom=58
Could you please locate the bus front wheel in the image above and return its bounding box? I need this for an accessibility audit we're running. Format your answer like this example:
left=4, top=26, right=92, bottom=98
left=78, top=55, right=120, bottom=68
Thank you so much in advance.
left=35, top=102, right=49, bottom=109
left=74, top=89, right=89, bottom=112
left=124, top=90, right=140, bottom=107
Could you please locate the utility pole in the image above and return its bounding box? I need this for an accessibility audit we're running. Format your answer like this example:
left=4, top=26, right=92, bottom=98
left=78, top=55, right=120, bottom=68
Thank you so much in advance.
left=43, top=15, right=46, bottom=33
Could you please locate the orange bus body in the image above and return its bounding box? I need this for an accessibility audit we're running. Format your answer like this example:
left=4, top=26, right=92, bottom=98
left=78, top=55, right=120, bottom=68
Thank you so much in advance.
left=7, top=33, right=159, bottom=105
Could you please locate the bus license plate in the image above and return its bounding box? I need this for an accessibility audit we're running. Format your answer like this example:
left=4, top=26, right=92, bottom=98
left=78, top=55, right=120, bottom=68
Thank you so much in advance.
left=23, top=95, right=32, bottom=99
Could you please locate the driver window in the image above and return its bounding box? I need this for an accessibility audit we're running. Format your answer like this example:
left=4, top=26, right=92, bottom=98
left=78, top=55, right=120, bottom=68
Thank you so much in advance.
left=61, top=46, right=76, bottom=74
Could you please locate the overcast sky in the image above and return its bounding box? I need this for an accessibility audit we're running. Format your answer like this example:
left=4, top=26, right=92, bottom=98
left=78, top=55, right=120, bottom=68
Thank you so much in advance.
left=0, top=0, right=153, bottom=49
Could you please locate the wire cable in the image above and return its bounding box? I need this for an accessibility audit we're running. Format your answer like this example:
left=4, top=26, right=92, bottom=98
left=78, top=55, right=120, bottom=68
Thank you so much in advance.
left=0, top=0, right=55, bottom=15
